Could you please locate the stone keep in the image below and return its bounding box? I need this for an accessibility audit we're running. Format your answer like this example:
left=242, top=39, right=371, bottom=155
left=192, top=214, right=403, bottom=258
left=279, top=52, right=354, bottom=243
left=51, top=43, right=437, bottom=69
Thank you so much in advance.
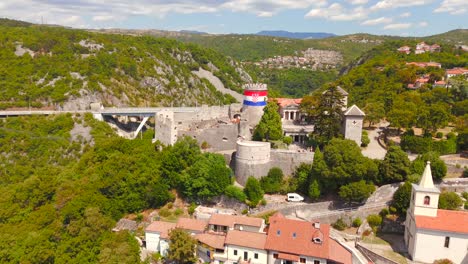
left=242, top=83, right=268, bottom=127
left=343, top=105, right=365, bottom=146
left=154, top=110, right=177, bottom=146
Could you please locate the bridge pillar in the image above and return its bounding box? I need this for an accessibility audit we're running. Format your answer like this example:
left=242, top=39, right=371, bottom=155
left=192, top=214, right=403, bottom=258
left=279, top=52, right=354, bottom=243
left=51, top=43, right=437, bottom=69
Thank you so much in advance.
left=133, top=116, right=149, bottom=139
left=93, top=113, right=104, bottom=121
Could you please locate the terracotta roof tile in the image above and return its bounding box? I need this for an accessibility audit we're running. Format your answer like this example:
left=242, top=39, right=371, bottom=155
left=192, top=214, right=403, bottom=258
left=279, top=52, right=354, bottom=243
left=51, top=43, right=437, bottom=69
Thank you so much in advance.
left=225, top=230, right=267, bottom=250
left=176, top=218, right=208, bottom=233
left=272, top=98, right=303, bottom=108
left=145, top=221, right=176, bottom=239
left=208, top=214, right=263, bottom=228
left=329, top=238, right=353, bottom=264
left=265, top=215, right=330, bottom=259
left=415, top=209, right=468, bottom=234
left=277, top=252, right=300, bottom=262
left=195, top=233, right=226, bottom=249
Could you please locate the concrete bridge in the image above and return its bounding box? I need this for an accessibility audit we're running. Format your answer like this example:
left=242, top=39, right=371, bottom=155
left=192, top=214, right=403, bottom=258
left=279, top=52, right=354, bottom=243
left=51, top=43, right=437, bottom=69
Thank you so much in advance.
left=0, top=107, right=201, bottom=139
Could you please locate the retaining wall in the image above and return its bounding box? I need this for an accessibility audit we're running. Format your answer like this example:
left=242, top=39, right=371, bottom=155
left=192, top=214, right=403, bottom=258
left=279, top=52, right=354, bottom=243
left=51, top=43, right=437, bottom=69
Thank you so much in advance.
left=356, top=242, right=399, bottom=264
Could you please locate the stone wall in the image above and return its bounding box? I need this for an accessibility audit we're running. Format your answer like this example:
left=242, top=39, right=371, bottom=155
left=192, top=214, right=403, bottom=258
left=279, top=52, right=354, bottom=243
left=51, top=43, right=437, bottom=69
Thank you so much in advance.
left=179, top=123, right=239, bottom=151
left=234, top=140, right=314, bottom=185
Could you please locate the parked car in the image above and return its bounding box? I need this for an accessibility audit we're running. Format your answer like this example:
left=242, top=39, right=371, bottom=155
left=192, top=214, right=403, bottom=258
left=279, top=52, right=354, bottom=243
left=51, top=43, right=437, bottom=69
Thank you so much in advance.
left=287, top=193, right=304, bottom=202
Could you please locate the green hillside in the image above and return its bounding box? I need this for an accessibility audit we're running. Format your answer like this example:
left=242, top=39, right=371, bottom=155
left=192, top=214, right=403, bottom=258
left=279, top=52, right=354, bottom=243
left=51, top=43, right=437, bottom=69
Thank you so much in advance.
left=0, top=20, right=248, bottom=110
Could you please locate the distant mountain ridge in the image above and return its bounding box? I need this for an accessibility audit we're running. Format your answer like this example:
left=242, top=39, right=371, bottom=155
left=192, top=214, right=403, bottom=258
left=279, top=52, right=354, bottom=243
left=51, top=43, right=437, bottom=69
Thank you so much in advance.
left=256, top=30, right=336, bottom=39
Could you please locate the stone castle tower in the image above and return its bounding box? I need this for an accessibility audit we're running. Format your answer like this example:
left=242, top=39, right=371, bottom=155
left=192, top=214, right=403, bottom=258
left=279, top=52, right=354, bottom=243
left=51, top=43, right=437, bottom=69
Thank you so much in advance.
left=242, top=83, right=268, bottom=127
left=343, top=105, right=365, bottom=146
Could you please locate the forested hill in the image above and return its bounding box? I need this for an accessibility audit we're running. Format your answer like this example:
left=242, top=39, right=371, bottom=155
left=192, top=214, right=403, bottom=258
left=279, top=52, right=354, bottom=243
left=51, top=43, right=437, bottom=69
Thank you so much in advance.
left=0, top=19, right=249, bottom=110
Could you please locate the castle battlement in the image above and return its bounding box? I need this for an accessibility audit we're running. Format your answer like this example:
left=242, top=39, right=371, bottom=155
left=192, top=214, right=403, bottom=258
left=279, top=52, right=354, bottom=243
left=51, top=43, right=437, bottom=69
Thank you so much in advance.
left=243, top=83, right=267, bottom=90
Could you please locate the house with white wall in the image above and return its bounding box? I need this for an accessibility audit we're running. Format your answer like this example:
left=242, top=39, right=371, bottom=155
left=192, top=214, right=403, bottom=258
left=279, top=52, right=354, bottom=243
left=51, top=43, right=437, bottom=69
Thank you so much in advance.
left=145, top=221, right=176, bottom=257
left=405, top=162, right=468, bottom=264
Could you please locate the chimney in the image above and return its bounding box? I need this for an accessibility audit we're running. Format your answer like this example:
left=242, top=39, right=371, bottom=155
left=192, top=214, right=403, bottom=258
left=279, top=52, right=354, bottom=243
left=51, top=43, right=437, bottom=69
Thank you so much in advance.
left=313, top=222, right=320, bottom=229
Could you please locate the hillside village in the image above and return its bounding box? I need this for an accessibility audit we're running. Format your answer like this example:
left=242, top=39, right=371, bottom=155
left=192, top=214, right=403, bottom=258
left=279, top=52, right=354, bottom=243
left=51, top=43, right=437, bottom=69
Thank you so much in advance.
left=0, top=18, right=467, bottom=264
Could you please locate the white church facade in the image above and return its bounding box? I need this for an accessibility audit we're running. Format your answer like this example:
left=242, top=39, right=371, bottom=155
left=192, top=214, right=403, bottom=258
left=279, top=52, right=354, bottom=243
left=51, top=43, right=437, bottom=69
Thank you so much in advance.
left=404, top=162, right=468, bottom=264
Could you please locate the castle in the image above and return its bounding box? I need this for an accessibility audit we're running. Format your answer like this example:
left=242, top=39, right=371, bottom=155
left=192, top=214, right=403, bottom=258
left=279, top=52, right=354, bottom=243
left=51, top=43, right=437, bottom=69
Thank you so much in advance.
left=154, top=83, right=365, bottom=185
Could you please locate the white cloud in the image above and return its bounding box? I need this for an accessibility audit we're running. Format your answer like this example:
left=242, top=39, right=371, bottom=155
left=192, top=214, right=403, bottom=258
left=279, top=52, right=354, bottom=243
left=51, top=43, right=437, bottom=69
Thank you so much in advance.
left=434, top=0, right=467, bottom=15
left=400, top=12, right=411, bottom=17
left=371, top=0, right=433, bottom=10
left=92, top=15, right=116, bottom=22
left=305, top=3, right=368, bottom=21
left=383, top=23, right=412, bottom=29
left=418, top=21, right=428, bottom=27
left=361, top=16, right=392, bottom=25
left=220, top=0, right=327, bottom=17
left=347, top=0, right=368, bottom=4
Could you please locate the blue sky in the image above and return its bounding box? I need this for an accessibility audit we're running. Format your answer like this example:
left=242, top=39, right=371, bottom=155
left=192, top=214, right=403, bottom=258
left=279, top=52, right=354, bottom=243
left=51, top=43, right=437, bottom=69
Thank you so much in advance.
left=0, top=0, right=466, bottom=36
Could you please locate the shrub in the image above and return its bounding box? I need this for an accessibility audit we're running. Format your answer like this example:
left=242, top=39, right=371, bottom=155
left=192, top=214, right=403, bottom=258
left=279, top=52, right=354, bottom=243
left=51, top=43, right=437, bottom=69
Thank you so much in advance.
left=435, top=132, right=444, bottom=138
left=167, top=202, right=174, bottom=209
left=433, top=259, right=454, bottom=264
left=446, top=132, right=456, bottom=140
left=260, top=198, right=267, bottom=206
left=338, top=181, right=375, bottom=203
left=174, top=208, right=184, bottom=216
left=260, top=167, right=284, bottom=194
left=367, top=214, right=382, bottom=228
left=283, top=136, right=292, bottom=145
left=188, top=203, right=196, bottom=216
left=224, top=185, right=247, bottom=202
left=241, top=209, right=248, bottom=215
left=159, top=208, right=171, bottom=218
left=244, top=177, right=264, bottom=206
left=379, top=208, right=389, bottom=218
left=361, top=130, right=370, bottom=147
left=136, top=213, right=143, bottom=222
left=438, top=191, right=463, bottom=210
left=389, top=206, right=397, bottom=214
left=200, top=141, right=210, bottom=150
left=332, top=218, right=347, bottom=231
left=352, top=218, right=362, bottom=228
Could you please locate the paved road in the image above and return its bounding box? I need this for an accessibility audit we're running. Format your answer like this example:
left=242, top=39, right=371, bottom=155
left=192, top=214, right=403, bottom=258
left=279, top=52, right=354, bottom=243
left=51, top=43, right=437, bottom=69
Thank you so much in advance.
left=362, top=121, right=389, bottom=160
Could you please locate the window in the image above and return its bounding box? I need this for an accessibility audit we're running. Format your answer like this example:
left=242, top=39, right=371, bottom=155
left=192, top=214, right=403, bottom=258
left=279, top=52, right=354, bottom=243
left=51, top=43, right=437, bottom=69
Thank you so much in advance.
left=300, top=258, right=306, bottom=263
left=244, top=251, right=248, bottom=261
left=254, top=253, right=258, bottom=259
left=277, top=230, right=281, bottom=236
left=314, top=261, right=320, bottom=264
left=424, top=196, right=430, bottom=205
left=234, top=250, right=237, bottom=256
left=293, top=232, right=297, bottom=238
left=273, top=253, right=279, bottom=259
left=444, top=237, right=450, bottom=248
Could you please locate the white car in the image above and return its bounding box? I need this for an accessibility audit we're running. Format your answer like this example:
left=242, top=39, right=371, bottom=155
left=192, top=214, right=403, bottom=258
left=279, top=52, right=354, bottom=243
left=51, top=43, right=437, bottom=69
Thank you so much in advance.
left=287, top=193, right=304, bottom=202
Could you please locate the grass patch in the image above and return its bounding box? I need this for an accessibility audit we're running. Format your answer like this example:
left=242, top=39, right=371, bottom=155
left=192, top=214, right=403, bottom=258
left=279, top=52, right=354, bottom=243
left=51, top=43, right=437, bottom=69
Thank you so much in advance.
left=383, top=250, right=408, bottom=264
left=361, top=235, right=390, bottom=245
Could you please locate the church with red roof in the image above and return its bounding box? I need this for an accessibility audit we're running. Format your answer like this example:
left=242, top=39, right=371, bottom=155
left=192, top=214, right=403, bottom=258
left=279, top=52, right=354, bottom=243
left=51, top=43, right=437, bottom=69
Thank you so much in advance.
left=404, top=162, right=468, bottom=264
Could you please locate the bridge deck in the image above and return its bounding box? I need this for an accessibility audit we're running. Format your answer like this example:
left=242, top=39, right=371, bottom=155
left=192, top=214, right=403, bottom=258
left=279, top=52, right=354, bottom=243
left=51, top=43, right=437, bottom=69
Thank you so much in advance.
left=0, top=107, right=199, bottom=117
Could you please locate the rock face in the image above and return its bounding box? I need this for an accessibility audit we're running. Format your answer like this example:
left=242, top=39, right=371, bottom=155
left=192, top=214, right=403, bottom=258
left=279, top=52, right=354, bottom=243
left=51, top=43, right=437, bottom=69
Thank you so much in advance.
left=303, top=48, right=343, bottom=66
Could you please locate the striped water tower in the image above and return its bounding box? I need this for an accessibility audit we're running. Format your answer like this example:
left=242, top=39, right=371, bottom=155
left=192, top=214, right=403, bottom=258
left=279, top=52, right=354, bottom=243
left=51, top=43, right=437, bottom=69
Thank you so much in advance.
left=242, top=83, right=268, bottom=126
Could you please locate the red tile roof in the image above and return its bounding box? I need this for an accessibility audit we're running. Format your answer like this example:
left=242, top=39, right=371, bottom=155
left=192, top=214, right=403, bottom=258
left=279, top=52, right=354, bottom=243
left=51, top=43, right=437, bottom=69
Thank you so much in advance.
left=195, top=233, right=226, bottom=249
left=225, top=230, right=267, bottom=250
left=277, top=252, right=300, bottom=262
left=415, top=209, right=468, bottom=234
left=208, top=214, right=264, bottom=228
left=265, top=213, right=330, bottom=259
left=272, top=98, right=303, bottom=108
left=329, top=238, right=353, bottom=264
left=446, top=67, right=468, bottom=75
left=176, top=218, right=207, bottom=233
left=145, top=221, right=176, bottom=239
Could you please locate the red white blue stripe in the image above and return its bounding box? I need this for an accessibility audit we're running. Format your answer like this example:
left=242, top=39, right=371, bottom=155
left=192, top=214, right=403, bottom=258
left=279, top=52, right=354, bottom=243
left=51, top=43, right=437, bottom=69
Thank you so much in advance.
left=243, top=90, right=267, bottom=106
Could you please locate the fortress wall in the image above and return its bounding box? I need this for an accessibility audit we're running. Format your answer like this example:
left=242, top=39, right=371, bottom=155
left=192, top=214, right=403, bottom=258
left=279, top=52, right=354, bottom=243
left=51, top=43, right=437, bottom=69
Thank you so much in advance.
left=178, top=123, right=239, bottom=151
left=233, top=141, right=315, bottom=185
left=269, top=150, right=314, bottom=176
left=173, top=104, right=242, bottom=123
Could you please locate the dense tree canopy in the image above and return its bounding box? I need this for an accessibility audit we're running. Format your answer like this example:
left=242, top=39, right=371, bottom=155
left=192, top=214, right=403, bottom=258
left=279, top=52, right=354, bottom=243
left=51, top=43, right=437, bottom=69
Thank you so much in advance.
left=338, top=180, right=376, bottom=203
left=438, top=192, right=463, bottom=210
left=253, top=101, right=283, bottom=141
left=410, top=152, right=447, bottom=181
left=244, top=177, right=264, bottom=206
left=379, top=145, right=411, bottom=184
left=168, top=228, right=198, bottom=264
left=260, top=167, right=284, bottom=194
left=391, top=181, right=413, bottom=215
